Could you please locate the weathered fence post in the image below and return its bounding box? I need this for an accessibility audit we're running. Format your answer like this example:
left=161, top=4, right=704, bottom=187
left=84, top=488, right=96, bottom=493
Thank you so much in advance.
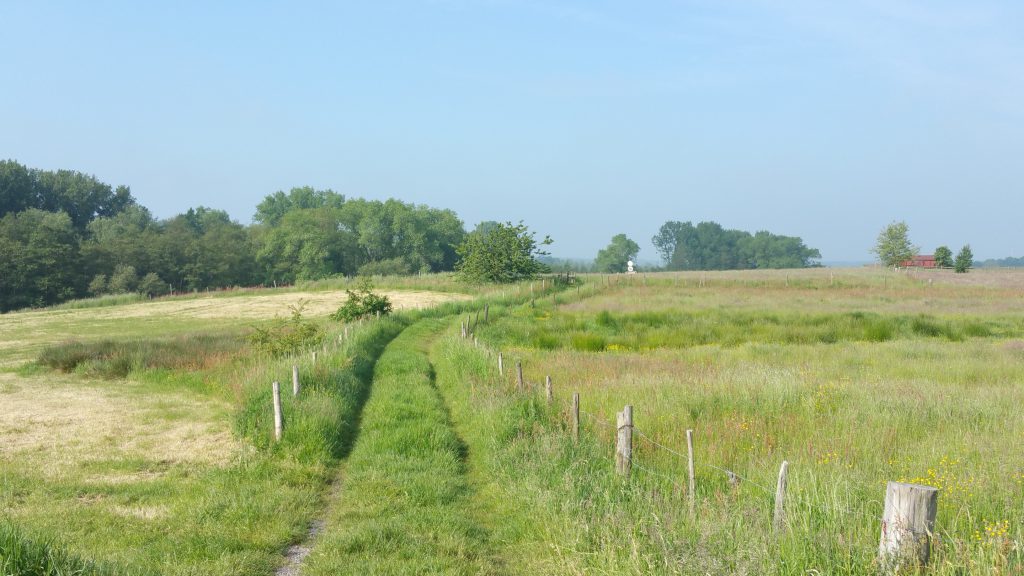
left=498, top=352, right=503, bottom=376
left=484, top=304, right=489, bottom=323
left=615, top=405, right=633, bottom=477
left=272, top=381, right=283, bottom=442
left=312, top=351, right=317, bottom=363
left=516, top=361, right=524, bottom=391
left=686, top=429, right=696, bottom=515
left=773, top=460, right=789, bottom=533
left=292, top=365, right=300, bottom=397
left=878, top=481, right=939, bottom=570
left=545, top=375, right=552, bottom=402
left=344, top=325, right=349, bottom=340
left=572, top=392, right=580, bottom=442
left=461, top=321, right=467, bottom=338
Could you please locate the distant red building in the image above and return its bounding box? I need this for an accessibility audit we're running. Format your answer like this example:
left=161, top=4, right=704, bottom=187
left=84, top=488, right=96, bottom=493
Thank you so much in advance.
left=900, top=254, right=937, bottom=268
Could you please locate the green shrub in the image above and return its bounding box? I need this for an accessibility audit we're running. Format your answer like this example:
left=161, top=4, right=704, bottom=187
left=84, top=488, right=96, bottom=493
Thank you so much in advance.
left=330, top=280, right=393, bottom=322
left=249, top=301, right=325, bottom=357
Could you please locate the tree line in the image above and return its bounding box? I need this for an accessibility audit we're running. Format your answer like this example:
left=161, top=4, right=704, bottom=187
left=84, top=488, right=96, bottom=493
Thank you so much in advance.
left=0, top=161, right=466, bottom=312
left=2, top=159, right=825, bottom=312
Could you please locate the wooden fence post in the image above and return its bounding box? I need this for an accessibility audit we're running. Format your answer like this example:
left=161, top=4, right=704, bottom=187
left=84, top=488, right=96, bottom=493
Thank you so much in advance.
left=878, top=481, right=939, bottom=570
left=344, top=325, right=349, bottom=340
left=545, top=375, right=552, bottom=402
left=498, top=352, right=503, bottom=376
left=615, top=405, right=633, bottom=477
left=773, top=461, right=789, bottom=533
left=292, top=365, right=300, bottom=397
left=272, top=381, right=283, bottom=442
left=516, top=361, right=524, bottom=391
left=484, top=304, right=489, bottom=323
left=686, top=429, right=695, bottom=515
left=572, top=392, right=580, bottom=442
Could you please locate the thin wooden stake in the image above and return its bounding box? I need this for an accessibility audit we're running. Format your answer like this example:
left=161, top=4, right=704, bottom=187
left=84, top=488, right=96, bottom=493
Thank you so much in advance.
left=272, top=381, right=283, bottom=442
left=572, top=392, right=580, bottom=442
left=292, top=365, right=300, bottom=397
left=516, top=360, right=524, bottom=391
left=344, top=325, right=349, bottom=340
left=484, top=304, right=489, bottom=322
left=498, top=352, right=503, bottom=376
left=773, top=460, right=789, bottom=533
left=879, top=481, right=939, bottom=570
left=545, top=375, right=552, bottom=402
left=615, top=405, right=633, bottom=476
left=312, top=351, right=317, bottom=363
left=686, top=429, right=695, bottom=515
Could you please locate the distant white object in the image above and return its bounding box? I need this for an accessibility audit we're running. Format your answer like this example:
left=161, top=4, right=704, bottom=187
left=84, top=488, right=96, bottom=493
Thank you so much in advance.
left=626, top=260, right=636, bottom=274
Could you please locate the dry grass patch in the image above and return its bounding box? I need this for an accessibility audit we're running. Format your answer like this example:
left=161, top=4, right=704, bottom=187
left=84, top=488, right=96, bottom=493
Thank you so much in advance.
left=0, top=372, right=240, bottom=477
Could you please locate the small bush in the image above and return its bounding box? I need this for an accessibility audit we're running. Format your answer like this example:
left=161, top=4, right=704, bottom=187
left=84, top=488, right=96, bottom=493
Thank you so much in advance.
left=330, top=280, right=393, bottom=322
left=249, top=301, right=325, bottom=357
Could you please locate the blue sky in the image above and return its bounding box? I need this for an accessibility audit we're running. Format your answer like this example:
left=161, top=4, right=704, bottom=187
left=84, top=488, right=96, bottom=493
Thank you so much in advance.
left=2, top=1, right=1022, bottom=262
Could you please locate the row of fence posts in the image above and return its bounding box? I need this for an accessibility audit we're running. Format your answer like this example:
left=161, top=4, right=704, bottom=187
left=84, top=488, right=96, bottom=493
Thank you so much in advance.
left=271, top=315, right=373, bottom=442
left=499, top=351, right=940, bottom=571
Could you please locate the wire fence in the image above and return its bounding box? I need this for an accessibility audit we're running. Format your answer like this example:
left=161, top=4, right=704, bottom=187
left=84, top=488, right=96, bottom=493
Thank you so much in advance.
left=453, top=294, right=1005, bottom=559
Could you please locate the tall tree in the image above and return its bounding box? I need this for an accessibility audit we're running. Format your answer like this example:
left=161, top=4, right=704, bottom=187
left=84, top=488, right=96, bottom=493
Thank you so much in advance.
left=594, top=234, right=640, bottom=273
left=954, top=245, right=974, bottom=273
left=456, top=221, right=551, bottom=283
left=872, top=221, right=917, bottom=269
left=934, top=246, right=954, bottom=268
left=0, top=209, right=80, bottom=311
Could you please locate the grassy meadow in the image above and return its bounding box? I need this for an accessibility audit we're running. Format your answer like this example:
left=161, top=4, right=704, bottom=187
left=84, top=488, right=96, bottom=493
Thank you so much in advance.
left=452, top=268, right=1024, bottom=574
left=2, top=267, right=1023, bottom=575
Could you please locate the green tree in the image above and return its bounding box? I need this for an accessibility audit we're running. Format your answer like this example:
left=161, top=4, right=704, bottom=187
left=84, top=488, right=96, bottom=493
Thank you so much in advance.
left=0, top=209, right=80, bottom=311
left=934, top=246, right=954, bottom=268
left=594, top=234, right=640, bottom=273
left=456, top=221, right=551, bottom=283
left=954, top=245, right=973, bottom=273
left=88, top=274, right=108, bottom=295
left=871, top=221, right=918, bottom=269
left=107, top=264, right=138, bottom=293
left=138, top=272, right=169, bottom=297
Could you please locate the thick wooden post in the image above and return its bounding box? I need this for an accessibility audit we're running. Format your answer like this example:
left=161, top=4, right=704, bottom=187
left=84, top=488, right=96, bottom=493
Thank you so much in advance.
left=545, top=375, right=552, bottom=402
left=344, top=325, right=349, bottom=340
left=312, top=351, right=317, bottom=363
left=498, top=352, right=503, bottom=376
left=461, top=321, right=466, bottom=338
left=571, top=392, right=580, bottom=442
left=686, top=429, right=695, bottom=515
left=292, top=365, right=300, bottom=397
left=516, top=361, right=524, bottom=391
left=272, top=381, right=283, bottom=442
left=879, top=481, right=939, bottom=570
left=773, top=461, right=789, bottom=533
left=484, top=304, right=489, bottom=323
left=615, top=405, right=633, bottom=476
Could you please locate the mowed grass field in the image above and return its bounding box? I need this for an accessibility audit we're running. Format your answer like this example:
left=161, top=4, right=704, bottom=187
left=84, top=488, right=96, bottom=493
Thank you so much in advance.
left=0, top=283, right=471, bottom=575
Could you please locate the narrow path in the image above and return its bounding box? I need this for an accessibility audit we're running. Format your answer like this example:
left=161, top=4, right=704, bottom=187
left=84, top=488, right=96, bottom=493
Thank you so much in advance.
left=298, top=319, right=502, bottom=576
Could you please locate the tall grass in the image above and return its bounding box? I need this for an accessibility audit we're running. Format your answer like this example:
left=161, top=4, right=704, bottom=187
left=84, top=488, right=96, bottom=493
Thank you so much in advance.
left=0, top=522, right=136, bottom=576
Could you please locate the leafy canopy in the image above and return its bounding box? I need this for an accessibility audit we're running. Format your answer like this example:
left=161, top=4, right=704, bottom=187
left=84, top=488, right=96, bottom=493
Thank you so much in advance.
left=934, top=246, right=954, bottom=268
left=954, top=245, right=974, bottom=274
left=872, top=221, right=918, bottom=269
left=456, top=221, right=552, bottom=283
left=594, top=234, right=640, bottom=273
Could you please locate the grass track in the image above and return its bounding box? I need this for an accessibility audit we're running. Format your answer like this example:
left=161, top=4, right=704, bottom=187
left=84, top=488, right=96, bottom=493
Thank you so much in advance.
left=302, top=319, right=502, bottom=575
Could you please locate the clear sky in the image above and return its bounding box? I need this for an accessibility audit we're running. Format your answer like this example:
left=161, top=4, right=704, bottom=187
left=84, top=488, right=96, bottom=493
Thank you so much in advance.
left=2, top=1, right=1022, bottom=262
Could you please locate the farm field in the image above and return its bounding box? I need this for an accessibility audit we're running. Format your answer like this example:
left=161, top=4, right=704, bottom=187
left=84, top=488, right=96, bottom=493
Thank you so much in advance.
left=2, top=268, right=1023, bottom=575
